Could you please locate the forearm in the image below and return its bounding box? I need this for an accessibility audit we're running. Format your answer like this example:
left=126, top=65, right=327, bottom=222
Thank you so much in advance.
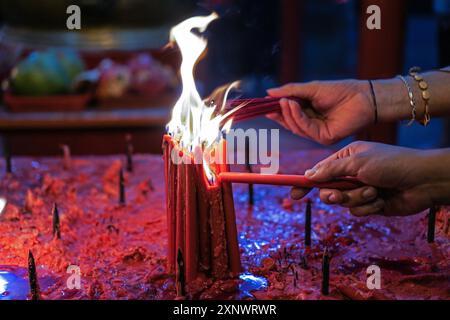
left=373, top=68, right=450, bottom=122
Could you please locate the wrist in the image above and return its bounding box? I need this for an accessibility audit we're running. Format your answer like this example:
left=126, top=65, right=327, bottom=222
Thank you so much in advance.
left=354, top=80, right=377, bottom=124
left=371, top=78, right=414, bottom=122
left=417, top=149, right=450, bottom=206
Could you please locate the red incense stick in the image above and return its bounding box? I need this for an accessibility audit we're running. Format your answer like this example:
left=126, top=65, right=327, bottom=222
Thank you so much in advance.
left=223, top=96, right=309, bottom=124
left=218, top=172, right=363, bottom=190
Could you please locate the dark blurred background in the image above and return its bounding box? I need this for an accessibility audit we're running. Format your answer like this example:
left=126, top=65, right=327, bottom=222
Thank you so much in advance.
left=0, top=0, right=448, bottom=156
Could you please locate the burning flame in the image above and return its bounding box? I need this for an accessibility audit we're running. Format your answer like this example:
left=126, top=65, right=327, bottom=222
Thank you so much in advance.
left=166, top=13, right=240, bottom=182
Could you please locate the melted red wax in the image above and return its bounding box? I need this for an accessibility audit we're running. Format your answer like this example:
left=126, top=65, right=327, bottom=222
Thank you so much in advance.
left=0, top=152, right=448, bottom=300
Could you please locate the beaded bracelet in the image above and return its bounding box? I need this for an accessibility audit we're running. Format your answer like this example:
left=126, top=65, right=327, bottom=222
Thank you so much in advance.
left=397, top=75, right=416, bottom=126
left=409, top=67, right=431, bottom=126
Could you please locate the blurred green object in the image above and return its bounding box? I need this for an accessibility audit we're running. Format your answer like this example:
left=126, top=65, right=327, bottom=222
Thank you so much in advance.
left=10, top=49, right=86, bottom=96
left=51, top=48, right=86, bottom=83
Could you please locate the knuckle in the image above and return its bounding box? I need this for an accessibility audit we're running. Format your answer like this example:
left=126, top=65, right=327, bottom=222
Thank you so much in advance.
left=350, top=140, right=365, bottom=148
left=307, top=80, right=320, bottom=87
left=282, top=83, right=296, bottom=92
left=351, top=153, right=366, bottom=164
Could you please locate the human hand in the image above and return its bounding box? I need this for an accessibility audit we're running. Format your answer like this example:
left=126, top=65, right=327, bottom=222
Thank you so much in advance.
left=291, top=141, right=450, bottom=216
left=267, top=80, right=375, bottom=145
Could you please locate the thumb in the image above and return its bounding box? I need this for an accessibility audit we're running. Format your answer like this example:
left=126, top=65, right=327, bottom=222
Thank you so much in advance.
left=267, top=82, right=318, bottom=99
left=305, top=157, right=357, bottom=182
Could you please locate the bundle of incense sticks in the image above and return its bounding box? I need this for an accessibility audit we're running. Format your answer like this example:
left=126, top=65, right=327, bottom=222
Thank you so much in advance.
left=162, top=135, right=241, bottom=285
left=222, top=96, right=307, bottom=124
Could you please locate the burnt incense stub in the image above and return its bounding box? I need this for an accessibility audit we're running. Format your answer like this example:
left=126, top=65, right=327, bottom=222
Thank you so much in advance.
left=28, top=251, right=40, bottom=300
left=163, top=135, right=241, bottom=285
left=52, top=203, right=61, bottom=240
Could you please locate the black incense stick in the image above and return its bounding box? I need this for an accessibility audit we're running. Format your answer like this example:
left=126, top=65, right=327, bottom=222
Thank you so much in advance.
left=245, top=137, right=254, bottom=206
left=28, top=250, right=40, bottom=300
left=125, top=134, right=134, bottom=173
left=119, top=168, right=125, bottom=205
left=427, top=206, right=437, bottom=243
left=299, top=255, right=308, bottom=269
left=4, top=142, right=12, bottom=174
left=321, top=247, right=330, bottom=295
left=52, top=203, right=61, bottom=239
left=305, top=199, right=312, bottom=247
left=176, top=248, right=186, bottom=297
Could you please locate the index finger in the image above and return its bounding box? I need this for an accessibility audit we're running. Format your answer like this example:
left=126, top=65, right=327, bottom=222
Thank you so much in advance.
left=267, top=81, right=319, bottom=100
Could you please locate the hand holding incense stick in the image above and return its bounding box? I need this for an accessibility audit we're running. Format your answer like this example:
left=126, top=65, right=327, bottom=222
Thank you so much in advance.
left=218, top=172, right=363, bottom=190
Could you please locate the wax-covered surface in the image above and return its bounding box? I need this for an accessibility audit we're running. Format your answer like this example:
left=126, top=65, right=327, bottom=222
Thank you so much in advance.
left=0, top=153, right=448, bottom=300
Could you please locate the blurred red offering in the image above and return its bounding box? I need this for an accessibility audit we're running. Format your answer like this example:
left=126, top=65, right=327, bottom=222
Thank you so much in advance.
left=95, top=53, right=178, bottom=108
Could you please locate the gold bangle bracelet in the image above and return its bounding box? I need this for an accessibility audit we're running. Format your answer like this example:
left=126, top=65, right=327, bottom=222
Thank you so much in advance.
left=409, top=67, right=431, bottom=126
left=397, top=75, right=416, bottom=126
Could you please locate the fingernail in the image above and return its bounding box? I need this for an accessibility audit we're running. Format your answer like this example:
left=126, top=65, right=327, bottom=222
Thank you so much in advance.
left=362, top=188, right=376, bottom=200
left=291, top=191, right=301, bottom=200
left=328, top=193, right=337, bottom=203
left=374, top=200, right=385, bottom=210
left=305, top=168, right=317, bottom=177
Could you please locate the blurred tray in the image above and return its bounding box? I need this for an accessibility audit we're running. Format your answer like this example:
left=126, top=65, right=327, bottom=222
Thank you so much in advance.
left=4, top=92, right=92, bottom=112
left=97, top=90, right=177, bottom=109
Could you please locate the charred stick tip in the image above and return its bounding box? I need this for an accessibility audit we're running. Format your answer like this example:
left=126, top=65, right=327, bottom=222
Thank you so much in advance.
left=125, top=134, right=134, bottom=173
left=119, top=168, right=126, bottom=205
left=52, top=203, right=61, bottom=239
left=28, top=250, right=40, bottom=300
left=427, top=206, right=437, bottom=243
left=321, top=247, right=330, bottom=296
left=244, top=137, right=254, bottom=205
left=305, top=199, right=312, bottom=247
left=176, top=248, right=185, bottom=296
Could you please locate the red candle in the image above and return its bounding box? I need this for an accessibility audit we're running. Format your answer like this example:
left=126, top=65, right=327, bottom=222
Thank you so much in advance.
left=185, top=163, right=198, bottom=282
left=208, top=185, right=229, bottom=278
left=175, top=163, right=185, bottom=275
left=162, top=138, right=175, bottom=271
left=218, top=139, right=241, bottom=276
left=218, top=172, right=363, bottom=190
left=196, top=164, right=212, bottom=272
left=163, top=135, right=241, bottom=284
